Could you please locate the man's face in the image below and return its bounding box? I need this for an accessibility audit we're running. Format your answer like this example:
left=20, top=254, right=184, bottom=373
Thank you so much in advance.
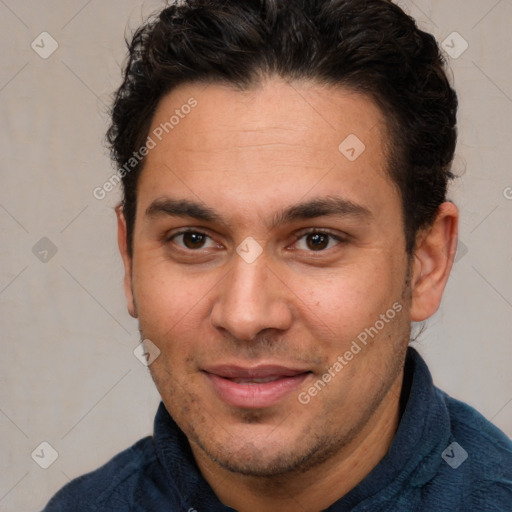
left=122, top=79, right=413, bottom=476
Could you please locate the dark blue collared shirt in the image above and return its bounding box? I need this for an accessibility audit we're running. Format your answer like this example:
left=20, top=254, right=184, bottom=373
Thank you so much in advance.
left=42, top=348, right=512, bottom=511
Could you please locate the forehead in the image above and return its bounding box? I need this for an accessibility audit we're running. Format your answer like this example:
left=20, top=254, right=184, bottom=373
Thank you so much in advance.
left=136, top=78, right=400, bottom=227
left=148, top=78, right=388, bottom=158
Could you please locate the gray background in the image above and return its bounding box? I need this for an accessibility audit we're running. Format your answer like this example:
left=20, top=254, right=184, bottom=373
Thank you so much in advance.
left=1, top=1, right=511, bottom=510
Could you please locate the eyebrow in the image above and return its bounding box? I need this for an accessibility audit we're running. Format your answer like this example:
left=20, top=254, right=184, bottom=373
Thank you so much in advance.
left=145, top=195, right=372, bottom=229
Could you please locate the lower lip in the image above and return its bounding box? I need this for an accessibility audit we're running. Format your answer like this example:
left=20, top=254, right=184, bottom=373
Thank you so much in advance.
left=204, top=372, right=310, bottom=409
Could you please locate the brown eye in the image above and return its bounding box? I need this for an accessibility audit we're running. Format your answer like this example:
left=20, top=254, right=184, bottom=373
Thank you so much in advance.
left=295, top=231, right=342, bottom=252
left=306, top=233, right=329, bottom=250
left=182, top=232, right=207, bottom=249
left=169, top=231, right=217, bottom=250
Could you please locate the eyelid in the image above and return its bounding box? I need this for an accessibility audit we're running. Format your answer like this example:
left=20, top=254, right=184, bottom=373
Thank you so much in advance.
left=293, top=227, right=347, bottom=240
left=165, top=227, right=210, bottom=241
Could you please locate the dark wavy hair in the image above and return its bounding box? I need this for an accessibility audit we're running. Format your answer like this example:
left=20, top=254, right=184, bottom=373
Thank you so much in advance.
left=107, top=0, right=458, bottom=257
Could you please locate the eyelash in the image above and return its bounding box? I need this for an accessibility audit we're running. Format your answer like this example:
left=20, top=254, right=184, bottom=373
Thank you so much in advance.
left=166, top=228, right=346, bottom=253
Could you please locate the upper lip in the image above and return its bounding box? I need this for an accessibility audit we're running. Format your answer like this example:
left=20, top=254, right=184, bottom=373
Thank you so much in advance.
left=203, top=365, right=310, bottom=379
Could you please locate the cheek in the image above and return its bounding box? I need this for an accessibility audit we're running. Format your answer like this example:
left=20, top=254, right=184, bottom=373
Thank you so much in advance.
left=132, top=257, right=210, bottom=320
left=131, top=258, right=224, bottom=365
left=291, top=260, right=403, bottom=342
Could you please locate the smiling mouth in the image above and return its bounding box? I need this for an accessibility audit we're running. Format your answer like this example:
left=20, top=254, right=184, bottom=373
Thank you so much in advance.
left=202, top=365, right=312, bottom=408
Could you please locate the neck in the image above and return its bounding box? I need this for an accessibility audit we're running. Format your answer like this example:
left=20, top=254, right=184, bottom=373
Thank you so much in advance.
left=192, top=370, right=404, bottom=512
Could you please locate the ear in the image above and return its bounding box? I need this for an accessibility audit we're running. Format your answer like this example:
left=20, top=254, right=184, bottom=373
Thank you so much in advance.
left=116, top=204, right=137, bottom=318
left=410, top=202, right=459, bottom=322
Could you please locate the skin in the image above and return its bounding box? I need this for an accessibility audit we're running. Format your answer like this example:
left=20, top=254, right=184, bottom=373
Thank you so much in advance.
left=117, top=78, right=458, bottom=511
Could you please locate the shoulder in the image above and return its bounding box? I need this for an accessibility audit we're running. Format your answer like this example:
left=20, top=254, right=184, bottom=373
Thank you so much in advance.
left=439, top=389, right=512, bottom=509
left=41, top=436, right=161, bottom=511
left=442, top=390, right=512, bottom=465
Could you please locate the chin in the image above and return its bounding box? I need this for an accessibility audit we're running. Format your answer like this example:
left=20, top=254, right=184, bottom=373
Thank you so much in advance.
left=206, top=444, right=314, bottom=478
left=189, top=418, right=345, bottom=478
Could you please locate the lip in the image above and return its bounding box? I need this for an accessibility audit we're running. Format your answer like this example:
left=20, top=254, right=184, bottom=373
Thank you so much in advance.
left=203, top=365, right=311, bottom=409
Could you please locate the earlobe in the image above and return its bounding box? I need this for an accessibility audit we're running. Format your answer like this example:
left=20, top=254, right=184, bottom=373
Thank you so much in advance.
left=409, top=202, right=459, bottom=322
left=116, top=205, right=137, bottom=318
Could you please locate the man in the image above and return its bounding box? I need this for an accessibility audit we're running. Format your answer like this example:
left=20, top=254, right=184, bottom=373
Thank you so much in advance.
left=43, top=0, right=512, bottom=510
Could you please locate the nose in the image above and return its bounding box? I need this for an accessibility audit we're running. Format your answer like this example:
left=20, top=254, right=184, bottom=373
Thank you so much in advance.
left=210, top=251, right=293, bottom=342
